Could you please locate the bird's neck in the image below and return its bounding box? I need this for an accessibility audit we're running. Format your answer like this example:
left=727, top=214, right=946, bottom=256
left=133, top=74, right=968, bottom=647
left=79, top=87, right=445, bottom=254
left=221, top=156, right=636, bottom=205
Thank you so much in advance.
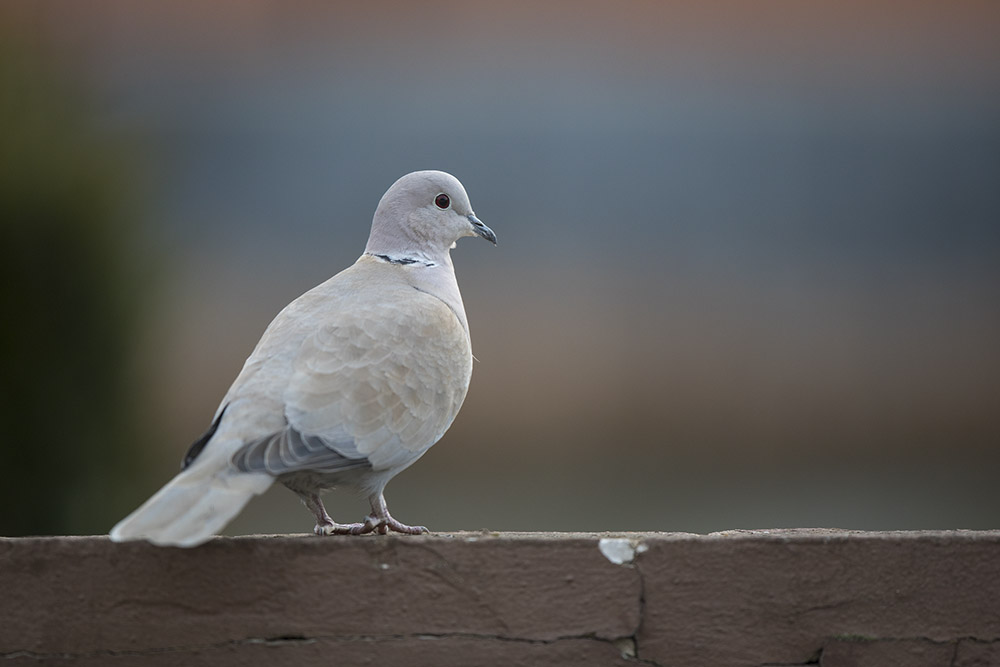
left=363, top=250, right=442, bottom=268
left=363, top=231, right=458, bottom=268
left=361, top=251, right=468, bottom=335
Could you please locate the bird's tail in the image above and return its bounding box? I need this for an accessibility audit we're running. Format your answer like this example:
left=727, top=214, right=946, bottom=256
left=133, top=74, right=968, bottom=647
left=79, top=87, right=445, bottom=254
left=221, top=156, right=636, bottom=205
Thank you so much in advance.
left=109, top=466, right=273, bottom=547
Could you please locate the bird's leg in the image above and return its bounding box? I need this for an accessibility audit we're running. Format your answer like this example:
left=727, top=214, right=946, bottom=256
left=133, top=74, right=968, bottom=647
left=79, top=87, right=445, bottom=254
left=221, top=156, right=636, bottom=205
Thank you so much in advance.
left=301, top=491, right=427, bottom=536
left=301, top=493, right=367, bottom=536
left=365, top=493, right=429, bottom=535
left=303, top=493, right=337, bottom=535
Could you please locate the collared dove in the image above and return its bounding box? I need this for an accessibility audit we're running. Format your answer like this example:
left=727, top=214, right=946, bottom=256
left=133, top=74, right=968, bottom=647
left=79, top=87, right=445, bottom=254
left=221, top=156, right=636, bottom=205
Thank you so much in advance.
left=110, top=170, right=495, bottom=547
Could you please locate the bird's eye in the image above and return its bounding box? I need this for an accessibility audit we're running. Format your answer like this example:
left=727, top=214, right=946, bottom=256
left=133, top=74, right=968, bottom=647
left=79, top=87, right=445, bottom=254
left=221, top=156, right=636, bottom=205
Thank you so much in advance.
left=434, top=193, right=450, bottom=209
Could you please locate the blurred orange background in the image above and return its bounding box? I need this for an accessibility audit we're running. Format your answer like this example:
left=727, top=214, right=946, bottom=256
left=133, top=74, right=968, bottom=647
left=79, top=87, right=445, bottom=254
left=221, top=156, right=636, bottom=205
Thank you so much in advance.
left=2, top=1, right=998, bottom=535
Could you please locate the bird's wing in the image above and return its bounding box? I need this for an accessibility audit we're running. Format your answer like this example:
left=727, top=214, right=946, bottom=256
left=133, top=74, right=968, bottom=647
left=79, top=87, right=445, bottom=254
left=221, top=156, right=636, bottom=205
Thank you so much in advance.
left=231, top=270, right=473, bottom=477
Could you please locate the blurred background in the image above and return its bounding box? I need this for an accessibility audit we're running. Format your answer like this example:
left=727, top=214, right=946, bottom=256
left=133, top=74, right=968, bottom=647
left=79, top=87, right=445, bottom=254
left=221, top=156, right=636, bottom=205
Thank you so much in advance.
left=2, top=1, right=998, bottom=537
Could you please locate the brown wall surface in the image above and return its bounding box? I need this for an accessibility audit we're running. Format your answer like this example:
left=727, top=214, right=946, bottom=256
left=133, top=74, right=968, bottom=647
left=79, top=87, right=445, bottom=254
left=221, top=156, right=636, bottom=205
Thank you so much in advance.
left=1, top=529, right=998, bottom=666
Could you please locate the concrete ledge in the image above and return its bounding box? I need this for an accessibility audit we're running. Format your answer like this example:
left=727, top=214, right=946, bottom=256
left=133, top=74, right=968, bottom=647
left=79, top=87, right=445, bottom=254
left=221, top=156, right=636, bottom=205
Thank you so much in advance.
left=1, top=529, right=998, bottom=666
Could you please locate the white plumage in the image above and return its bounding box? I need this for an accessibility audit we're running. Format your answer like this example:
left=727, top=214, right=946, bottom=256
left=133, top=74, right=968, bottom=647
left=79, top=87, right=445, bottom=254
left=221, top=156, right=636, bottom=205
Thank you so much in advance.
left=110, top=170, right=495, bottom=547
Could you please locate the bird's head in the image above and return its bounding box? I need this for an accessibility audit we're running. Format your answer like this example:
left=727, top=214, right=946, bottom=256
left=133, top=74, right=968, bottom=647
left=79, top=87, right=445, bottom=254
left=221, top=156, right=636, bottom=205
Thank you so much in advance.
left=366, top=170, right=496, bottom=264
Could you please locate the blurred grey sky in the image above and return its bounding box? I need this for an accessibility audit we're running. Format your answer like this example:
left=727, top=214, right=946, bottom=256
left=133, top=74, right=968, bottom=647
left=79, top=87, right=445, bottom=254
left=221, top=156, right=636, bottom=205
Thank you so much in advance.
left=6, top=1, right=999, bottom=534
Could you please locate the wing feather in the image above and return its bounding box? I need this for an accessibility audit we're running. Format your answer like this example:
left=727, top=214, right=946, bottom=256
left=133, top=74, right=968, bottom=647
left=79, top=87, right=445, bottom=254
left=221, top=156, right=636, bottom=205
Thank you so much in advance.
left=231, top=278, right=472, bottom=479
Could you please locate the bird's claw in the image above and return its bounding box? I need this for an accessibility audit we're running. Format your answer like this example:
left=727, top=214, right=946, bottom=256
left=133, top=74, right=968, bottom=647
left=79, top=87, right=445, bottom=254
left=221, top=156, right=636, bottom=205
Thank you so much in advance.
left=313, top=520, right=367, bottom=536
left=314, top=514, right=428, bottom=536
left=384, top=517, right=429, bottom=535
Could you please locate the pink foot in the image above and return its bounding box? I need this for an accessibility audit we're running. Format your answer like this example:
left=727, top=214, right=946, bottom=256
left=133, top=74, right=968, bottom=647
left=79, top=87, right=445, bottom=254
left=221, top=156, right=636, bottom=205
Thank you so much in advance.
left=307, top=492, right=428, bottom=537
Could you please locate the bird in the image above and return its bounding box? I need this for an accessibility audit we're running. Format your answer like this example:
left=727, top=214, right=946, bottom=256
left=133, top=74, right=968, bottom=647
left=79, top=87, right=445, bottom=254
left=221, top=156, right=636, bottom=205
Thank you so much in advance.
left=110, top=170, right=496, bottom=547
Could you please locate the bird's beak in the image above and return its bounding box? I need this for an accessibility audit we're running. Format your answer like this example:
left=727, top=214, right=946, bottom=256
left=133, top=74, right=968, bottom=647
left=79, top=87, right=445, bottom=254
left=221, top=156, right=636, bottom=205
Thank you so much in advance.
left=468, top=213, right=497, bottom=245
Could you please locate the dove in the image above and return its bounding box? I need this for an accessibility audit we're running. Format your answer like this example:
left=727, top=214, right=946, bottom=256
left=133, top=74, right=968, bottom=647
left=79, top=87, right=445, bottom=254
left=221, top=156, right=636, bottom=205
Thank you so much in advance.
left=110, top=170, right=495, bottom=547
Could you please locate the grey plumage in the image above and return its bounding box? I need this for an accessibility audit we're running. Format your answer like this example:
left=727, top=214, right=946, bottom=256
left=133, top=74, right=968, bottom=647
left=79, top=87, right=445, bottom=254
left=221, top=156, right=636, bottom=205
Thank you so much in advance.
left=233, top=426, right=370, bottom=476
left=110, top=170, right=495, bottom=546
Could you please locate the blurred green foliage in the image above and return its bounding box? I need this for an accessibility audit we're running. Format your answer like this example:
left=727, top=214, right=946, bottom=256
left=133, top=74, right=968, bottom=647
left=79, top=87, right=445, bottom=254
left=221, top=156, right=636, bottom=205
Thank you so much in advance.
left=0, top=38, right=153, bottom=535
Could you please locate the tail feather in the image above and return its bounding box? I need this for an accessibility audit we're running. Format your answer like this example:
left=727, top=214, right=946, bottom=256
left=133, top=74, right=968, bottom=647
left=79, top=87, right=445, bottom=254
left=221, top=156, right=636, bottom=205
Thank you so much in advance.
left=110, top=468, right=272, bottom=547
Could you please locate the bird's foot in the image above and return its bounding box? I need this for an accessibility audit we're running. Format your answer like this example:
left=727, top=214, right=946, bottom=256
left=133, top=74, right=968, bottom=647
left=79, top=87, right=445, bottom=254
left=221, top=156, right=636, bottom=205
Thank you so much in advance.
left=313, top=519, right=368, bottom=536
left=311, top=492, right=429, bottom=536
left=378, top=515, right=429, bottom=535
left=313, top=515, right=426, bottom=536
left=367, top=493, right=429, bottom=535
left=320, top=513, right=429, bottom=536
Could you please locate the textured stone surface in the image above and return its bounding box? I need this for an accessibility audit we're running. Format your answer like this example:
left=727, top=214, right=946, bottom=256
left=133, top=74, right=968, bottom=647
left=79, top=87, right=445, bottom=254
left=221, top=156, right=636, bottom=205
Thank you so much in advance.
left=821, top=637, right=958, bottom=667
left=1, top=530, right=998, bottom=666
left=0, top=636, right=636, bottom=667
left=954, top=640, right=1000, bottom=667
left=637, top=529, right=1000, bottom=666
left=0, top=532, right=642, bottom=664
